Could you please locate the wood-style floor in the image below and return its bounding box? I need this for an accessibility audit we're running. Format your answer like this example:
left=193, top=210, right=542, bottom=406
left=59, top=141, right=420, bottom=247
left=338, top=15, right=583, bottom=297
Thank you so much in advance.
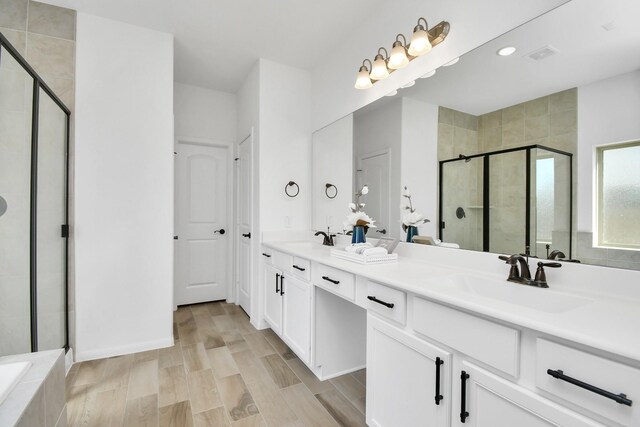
left=66, top=301, right=367, bottom=426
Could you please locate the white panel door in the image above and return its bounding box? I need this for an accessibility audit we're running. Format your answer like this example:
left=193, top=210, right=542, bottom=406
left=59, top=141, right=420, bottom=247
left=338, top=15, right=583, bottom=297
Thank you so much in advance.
left=367, top=314, right=451, bottom=427
left=175, top=143, right=228, bottom=305
left=282, top=275, right=311, bottom=364
left=357, top=151, right=390, bottom=235
left=263, top=264, right=282, bottom=335
left=237, top=135, right=252, bottom=313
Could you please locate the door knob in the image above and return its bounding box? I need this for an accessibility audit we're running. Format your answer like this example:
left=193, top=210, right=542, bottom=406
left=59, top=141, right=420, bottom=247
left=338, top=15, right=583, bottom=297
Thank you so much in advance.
left=242, top=232, right=251, bottom=238
left=214, top=229, right=226, bottom=235
left=376, top=229, right=387, bottom=235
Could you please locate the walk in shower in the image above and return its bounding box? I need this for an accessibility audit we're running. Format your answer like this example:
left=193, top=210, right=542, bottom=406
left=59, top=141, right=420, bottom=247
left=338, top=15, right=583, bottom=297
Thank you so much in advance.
left=439, top=145, right=572, bottom=258
left=0, top=32, right=70, bottom=356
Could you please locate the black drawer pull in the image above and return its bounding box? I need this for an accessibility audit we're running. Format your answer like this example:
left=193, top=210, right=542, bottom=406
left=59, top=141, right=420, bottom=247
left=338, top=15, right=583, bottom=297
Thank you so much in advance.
left=367, top=296, right=394, bottom=308
left=435, top=357, right=444, bottom=405
left=293, top=265, right=306, bottom=271
left=460, top=371, right=470, bottom=423
left=547, top=369, right=633, bottom=406
left=262, top=253, right=271, bottom=258
left=322, top=276, right=340, bottom=285
left=275, top=273, right=280, bottom=294
left=280, top=275, right=285, bottom=296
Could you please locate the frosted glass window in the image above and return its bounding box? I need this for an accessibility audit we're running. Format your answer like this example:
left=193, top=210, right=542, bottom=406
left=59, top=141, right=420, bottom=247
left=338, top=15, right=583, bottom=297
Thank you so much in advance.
left=597, top=142, right=640, bottom=249
left=536, top=158, right=554, bottom=242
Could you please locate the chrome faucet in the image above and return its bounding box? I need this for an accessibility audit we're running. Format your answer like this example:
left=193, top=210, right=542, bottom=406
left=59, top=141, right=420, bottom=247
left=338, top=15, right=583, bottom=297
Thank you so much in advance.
left=315, top=228, right=335, bottom=246
left=499, top=254, right=561, bottom=288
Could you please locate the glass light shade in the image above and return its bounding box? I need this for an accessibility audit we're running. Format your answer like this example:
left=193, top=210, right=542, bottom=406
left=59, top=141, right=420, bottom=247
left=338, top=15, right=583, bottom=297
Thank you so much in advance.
left=408, top=28, right=432, bottom=56
left=354, top=68, right=373, bottom=89
left=370, top=56, right=389, bottom=80
left=388, top=43, right=409, bottom=70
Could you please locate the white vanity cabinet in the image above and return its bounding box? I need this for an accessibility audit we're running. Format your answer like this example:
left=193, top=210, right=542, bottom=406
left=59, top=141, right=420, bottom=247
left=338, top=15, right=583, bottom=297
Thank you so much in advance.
left=367, top=314, right=451, bottom=427
left=261, top=247, right=312, bottom=365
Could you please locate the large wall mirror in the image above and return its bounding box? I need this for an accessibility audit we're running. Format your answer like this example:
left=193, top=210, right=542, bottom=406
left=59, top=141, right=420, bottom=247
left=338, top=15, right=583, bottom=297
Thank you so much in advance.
left=312, top=0, right=640, bottom=270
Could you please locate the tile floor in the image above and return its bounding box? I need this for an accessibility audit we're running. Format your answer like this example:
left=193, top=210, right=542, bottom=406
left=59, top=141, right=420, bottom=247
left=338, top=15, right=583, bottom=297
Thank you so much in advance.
left=65, top=301, right=367, bottom=426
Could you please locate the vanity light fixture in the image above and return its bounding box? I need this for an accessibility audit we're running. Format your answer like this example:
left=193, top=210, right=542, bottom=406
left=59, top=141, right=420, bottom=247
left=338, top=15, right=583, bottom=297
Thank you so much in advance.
left=401, top=80, right=416, bottom=88
left=497, top=46, right=517, bottom=56
left=442, top=57, right=459, bottom=66
left=385, top=90, right=398, bottom=97
left=420, top=69, right=437, bottom=78
left=355, top=18, right=450, bottom=89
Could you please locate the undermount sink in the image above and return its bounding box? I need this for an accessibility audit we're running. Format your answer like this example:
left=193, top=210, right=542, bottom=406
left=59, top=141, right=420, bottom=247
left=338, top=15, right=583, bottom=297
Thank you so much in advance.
left=437, top=274, right=593, bottom=314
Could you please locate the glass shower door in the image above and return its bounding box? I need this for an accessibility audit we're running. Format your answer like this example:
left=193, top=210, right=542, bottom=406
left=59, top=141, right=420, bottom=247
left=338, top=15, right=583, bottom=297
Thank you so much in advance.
left=36, top=89, right=68, bottom=350
left=0, top=45, right=35, bottom=356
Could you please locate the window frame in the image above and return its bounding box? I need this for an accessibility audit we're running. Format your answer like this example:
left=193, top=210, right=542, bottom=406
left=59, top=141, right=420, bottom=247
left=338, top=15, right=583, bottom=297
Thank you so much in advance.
left=596, top=140, right=640, bottom=250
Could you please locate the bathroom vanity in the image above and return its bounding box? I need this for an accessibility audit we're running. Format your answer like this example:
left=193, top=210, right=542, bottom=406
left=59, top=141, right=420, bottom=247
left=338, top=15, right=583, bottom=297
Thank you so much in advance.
left=260, top=238, right=640, bottom=427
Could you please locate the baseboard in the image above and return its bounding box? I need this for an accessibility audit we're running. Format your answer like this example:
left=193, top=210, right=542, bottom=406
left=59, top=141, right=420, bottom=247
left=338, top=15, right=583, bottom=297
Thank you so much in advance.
left=65, top=348, right=74, bottom=374
left=74, top=336, right=174, bottom=362
left=251, top=317, right=269, bottom=330
left=315, top=364, right=367, bottom=381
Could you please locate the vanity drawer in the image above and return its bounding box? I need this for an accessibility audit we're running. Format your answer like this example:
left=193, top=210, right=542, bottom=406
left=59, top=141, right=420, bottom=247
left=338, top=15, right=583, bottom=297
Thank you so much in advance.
left=291, top=256, right=311, bottom=281
left=536, top=339, right=639, bottom=426
left=366, top=281, right=406, bottom=325
left=273, top=251, right=293, bottom=273
left=261, top=247, right=273, bottom=265
left=413, top=297, right=520, bottom=377
left=313, top=264, right=355, bottom=301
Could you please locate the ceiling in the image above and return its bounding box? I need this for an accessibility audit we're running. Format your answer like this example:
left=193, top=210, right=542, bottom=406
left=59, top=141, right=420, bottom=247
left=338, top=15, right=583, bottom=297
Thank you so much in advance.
left=401, top=0, right=640, bottom=115
left=41, top=0, right=386, bottom=92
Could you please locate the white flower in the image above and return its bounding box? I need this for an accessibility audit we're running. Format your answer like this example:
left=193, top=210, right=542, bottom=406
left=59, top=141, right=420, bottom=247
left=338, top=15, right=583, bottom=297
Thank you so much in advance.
left=360, top=185, right=369, bottom=195
left=359, top=203, right=366, bottom=208
left=345, top=211, right=376, bottom=227
left=349, top=203, right=357, bottom=212
left=403, top=210, right=430, bottom=226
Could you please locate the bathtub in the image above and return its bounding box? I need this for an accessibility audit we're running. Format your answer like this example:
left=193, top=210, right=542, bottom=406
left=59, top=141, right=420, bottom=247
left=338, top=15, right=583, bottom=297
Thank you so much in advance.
left=0, top=361, right=31, bottom=405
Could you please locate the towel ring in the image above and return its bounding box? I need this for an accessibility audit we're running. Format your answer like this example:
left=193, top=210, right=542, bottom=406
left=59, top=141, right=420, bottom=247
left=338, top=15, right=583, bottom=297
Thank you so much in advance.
left=325, top=183, right=338, bottom=199
left=285, top=181, right=300, bottom=198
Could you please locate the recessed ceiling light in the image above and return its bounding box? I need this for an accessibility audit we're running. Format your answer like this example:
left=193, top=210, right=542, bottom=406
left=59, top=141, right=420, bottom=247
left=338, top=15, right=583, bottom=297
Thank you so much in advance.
left=497, top=46, right=517, bottom=56
left=420, top=69, right=437, bottom=79
left=385, top=90, right=398, bottom=97
left=442, top=57, right=459, bottom=66
left=401, top=81, right=416, bottom=88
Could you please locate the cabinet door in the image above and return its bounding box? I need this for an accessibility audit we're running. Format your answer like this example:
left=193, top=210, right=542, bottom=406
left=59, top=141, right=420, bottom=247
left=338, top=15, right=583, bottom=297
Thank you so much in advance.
left=367, top=314, right=451, bottom=427
left=457, top=361, right=602, bottom=427
left=282, top=274, right=311, bottom=365
left=263, top=264, right=282, bottom=335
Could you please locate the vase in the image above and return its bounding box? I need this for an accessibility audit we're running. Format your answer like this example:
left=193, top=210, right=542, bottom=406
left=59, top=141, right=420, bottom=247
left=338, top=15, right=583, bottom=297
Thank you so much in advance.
left=352, top=225, right=366, bottom=244
left=406, top=225, right=418, bottom=243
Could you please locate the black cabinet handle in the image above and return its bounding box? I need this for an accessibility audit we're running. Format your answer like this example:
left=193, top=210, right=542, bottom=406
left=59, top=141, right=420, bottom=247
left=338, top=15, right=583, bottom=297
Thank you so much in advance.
left=280, top=275, right=285, bottom=296
left=435, top=357, right=444, bottom=405
left=293, top=265, right=306, bottom=272
left=275, top=273, right=280, bottom=294
left=242, top=232, right=251, bottom=238
left=460, top=371, right=470, bottom=423
left=367, top=296, right=394, bottom=308
left=547, top=369, right=632, bottom=406
left=262, top=253, right=271, bottom=258
left=322, top=276, right=340, bottom=285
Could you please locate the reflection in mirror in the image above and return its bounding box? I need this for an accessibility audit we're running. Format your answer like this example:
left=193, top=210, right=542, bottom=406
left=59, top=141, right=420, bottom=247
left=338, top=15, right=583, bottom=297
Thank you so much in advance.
left=312, top=0, right=640, bottom=269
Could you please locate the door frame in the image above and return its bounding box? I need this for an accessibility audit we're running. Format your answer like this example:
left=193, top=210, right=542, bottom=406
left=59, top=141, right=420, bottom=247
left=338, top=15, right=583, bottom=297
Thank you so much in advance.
left=174, top=136, right=235, bottom=309
left=356, top=147, right=392, bottom=235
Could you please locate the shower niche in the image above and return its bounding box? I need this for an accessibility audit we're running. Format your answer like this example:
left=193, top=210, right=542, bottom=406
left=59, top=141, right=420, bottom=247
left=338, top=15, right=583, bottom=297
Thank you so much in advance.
left=439, top=145, right=572, bottom=258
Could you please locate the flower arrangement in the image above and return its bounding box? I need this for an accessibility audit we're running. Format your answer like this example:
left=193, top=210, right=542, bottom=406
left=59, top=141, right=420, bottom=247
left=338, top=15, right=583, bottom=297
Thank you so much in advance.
left=401, top=186, right=430, bottom=232
left=344, top=185, right=376, bottom=229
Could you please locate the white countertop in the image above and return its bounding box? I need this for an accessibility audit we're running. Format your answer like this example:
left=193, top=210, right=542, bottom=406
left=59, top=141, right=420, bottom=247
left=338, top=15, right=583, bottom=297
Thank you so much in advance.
left=263, top=240, right=640, bottom=364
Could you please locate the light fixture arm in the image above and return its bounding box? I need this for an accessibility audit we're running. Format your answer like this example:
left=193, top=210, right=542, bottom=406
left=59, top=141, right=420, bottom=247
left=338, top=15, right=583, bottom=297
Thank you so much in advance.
left=395, top=33, right=408, bottom=47
left=377, top=47, right=389, bottom=60
left=416, top=17, right=428, bottom=32
left=362, top=58, right=372, bottom=70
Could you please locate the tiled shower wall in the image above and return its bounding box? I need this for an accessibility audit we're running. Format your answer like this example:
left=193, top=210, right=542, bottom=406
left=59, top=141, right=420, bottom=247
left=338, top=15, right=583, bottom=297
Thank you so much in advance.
left=0, top=0, right=76, bottom=352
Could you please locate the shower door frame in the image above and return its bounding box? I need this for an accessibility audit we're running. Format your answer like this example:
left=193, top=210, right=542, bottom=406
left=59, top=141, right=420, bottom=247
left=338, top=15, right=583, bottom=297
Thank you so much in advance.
left=438, top=144, right=573, bottom=257
left=0, top=31, right=71, bottom=353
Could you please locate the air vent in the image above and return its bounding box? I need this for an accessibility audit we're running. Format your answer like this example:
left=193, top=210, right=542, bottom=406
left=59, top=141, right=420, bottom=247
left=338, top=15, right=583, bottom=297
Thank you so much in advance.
left=526, top=45, right=559, bottom=61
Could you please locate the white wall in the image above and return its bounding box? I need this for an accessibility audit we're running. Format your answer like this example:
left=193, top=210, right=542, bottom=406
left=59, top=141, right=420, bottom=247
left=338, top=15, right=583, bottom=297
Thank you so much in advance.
left=577, top=70, right=640, bottom=232
left=174, top=82, right=236, bottom=141
left=74, top=13, right=174, bottom=361
left=401, top=97, right=439, bottom=238
left=311, top=0, right=567, bottom=131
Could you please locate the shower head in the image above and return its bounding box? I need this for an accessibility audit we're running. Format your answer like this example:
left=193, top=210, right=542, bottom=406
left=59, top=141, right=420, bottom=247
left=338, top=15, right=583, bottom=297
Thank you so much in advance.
left=458, top=154, right=471, bottom=163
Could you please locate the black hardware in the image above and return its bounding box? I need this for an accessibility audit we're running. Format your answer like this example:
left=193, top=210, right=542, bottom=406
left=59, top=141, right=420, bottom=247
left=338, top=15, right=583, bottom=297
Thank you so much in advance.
left=214, top=228, right=226, bottom=235
left=262, top=253, right=271, bottom=258
left=322, top=276, right=340, bottom=285
left=367, top=296, right=394, bottom=308
left=483, top=155, right=490, bottom=252
left=234, top=157, right=239, bottom=161
left=525, top=148, right=531, bottom=251
left=293, top=265, right=306, bottom=272
left=460, top=371, right=470, bottom=423
left=375, top=229, right=387, bottom=235
left=61, top=224, right=69, bottom=238
left=456, top=207, right=466, bottom=219
left=173, top=236, right=178, bottom=240
left=435, top=357, right=444, bottom=405
left=547, top=369, right=632, bottom=406
left=275, top=273, right=280, bottom=294
left=532, top=261, right=561, bottom=287
left=242, top=232, right=251, bottom=238
left=548, top=249, right=566, bottom=260
left=285, top=181, right=300, bottom=197
left=280, top=275, right=285, bottom=296
left=315, top=230, right=335, bottom=246
left=325, top=183, right=338, bottom=199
